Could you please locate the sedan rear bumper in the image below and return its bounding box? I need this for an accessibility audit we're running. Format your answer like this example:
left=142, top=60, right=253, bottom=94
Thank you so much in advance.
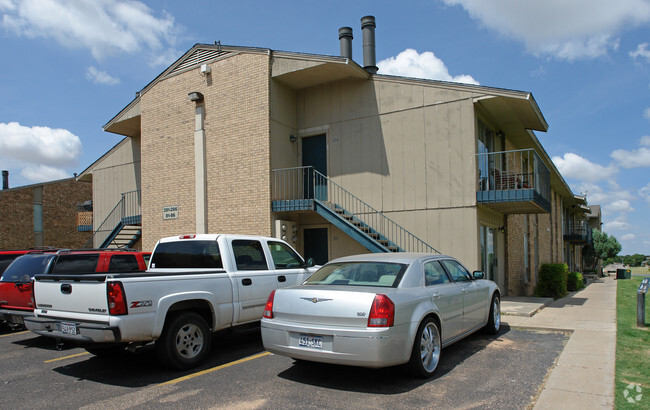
left=24, top=316, right=121, bottom=343
left=261, top=318, right=412, bottom=368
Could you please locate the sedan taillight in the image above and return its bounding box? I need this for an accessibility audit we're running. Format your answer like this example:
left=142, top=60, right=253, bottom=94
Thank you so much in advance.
left=368, top=294, right=394, bottom=327
left=263, top=290, right=276, bottom=319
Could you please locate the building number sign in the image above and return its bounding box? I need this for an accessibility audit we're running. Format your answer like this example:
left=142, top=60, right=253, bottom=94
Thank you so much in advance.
left=163, top=205, right=179, bottom=220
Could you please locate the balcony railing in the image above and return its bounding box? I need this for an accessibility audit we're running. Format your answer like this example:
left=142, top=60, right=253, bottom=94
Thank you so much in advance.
left=272, top=166, right=439, bottom=254
left=564, top=223, right=593, bottom=244
left=476, top=149, right=551, bottom=214
left=83, top=190, right=141, bottom=248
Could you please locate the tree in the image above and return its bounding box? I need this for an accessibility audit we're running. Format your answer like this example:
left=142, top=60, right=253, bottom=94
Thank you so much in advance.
left=593, top=230, right=622, bottom=263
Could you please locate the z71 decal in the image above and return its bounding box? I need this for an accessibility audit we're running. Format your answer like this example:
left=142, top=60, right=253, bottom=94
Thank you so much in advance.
left=130, top=300, right=153, bottom=308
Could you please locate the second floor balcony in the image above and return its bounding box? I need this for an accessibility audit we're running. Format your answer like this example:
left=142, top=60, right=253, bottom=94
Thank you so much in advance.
left=564, top=223, right=593, bottom=244
left=477, top=149, right=551, bottom=214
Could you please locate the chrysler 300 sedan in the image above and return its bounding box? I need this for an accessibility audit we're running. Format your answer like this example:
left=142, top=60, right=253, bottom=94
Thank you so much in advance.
left=261, top=253, right=500, bottom=377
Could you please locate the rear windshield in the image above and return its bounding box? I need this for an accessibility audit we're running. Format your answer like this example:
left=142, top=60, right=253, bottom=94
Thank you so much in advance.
left=0, top=254, right=55, bottom=282
left=51, top=254, right=100, bottom=274
left=150, top=240, right=223, bottom=269
left=0, top=254, right=22, bottom=275
left=304, top=262, right=407, bottom=287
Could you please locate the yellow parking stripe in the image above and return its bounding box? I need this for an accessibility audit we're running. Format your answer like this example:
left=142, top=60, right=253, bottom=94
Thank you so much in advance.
left=160, top=351, right=271, bottom=386
left=0, top=330, right=30, bottom=338
left=44, top=352, right=90, bottom=363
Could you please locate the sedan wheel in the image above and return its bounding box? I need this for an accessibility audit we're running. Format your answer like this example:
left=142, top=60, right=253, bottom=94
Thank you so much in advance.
left=484, top=294, right=501, bottom=335
left=409, top=317, right=441, bottom=378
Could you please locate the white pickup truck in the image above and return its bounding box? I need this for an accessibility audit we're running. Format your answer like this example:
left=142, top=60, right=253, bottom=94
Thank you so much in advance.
left=25, top=234, right=317, bottom=369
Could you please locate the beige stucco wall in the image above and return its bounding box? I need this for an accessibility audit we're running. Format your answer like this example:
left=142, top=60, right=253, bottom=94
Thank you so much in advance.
left=269, top=75, right=483, bottom=268
left=88, top=137, right=141, bottom=246
left=140, top=52, right=271, bottom=250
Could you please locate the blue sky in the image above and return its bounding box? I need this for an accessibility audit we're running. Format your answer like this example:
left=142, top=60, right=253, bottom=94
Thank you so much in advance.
left=1, top=0, right=649, bottom=255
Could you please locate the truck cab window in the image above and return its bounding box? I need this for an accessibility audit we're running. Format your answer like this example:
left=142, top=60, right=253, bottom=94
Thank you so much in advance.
left=268, top=241, right=302, bottom=269
left=232, top=240, right=268, bottom=271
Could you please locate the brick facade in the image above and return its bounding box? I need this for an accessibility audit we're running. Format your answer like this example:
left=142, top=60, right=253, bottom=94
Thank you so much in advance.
left=140, top=53, right=271, bottom=250
left=0, top=179, right=92, bottom=249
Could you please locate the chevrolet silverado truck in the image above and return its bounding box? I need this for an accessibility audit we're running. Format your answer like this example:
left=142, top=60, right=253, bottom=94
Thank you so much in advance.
left=0, top=249, right=150, bottom=328
left=25, top=234, right=317, bottom=369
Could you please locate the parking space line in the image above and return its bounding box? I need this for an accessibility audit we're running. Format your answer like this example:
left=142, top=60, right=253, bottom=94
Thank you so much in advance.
left=44, top=352, right=90, bottom=363
left=160, top=351, right=271, bottom=386
left=0, top=330, right=30, bottom=338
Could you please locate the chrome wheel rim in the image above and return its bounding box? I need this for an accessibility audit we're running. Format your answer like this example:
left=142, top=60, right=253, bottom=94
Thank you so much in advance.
left=175, top=323, right=204, bottom=359
left=493, top=298, right=501, bottom=331
left=419, top=322, right=441, bottom=373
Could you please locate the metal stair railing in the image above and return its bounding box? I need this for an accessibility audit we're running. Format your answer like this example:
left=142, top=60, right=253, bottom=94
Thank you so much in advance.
left=272, top=166, right=440, bottom=254
left=83, top=190, right=141, bottom=248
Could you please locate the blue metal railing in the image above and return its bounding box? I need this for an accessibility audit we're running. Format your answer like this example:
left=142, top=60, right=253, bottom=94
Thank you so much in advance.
left=272, top=167, right=439, bottom=254
left=83, top=190, right=141, bottom=248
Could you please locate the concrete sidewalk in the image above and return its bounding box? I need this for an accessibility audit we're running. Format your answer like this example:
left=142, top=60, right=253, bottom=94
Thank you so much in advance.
left=503, top=276, right=617, bottom=409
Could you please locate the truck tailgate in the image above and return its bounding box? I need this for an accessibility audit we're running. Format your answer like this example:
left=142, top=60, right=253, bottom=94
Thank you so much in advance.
left=33, top=275, right=109, bottom=316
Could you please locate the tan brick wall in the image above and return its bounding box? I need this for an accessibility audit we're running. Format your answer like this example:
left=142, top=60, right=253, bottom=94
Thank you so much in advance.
left=0, top=180, right=92, bottom=249
left=140, top=52, right=271, bottom=250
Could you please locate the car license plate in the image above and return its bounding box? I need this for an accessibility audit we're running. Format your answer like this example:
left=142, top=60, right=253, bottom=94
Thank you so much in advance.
left=298, top=334, right=322, bottom=350
left=10, top=315, right=24, bottom=325
left=60, top=322, right=77, bottom=335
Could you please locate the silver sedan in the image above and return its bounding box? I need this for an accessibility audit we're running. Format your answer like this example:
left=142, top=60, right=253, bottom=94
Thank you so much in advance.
left=261, top=253, right=501, bottom=377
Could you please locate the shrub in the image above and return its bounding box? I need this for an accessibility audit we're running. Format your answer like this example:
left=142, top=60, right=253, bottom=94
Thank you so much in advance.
left=535, top=263, right=568, bottom=299
left=567, top=271, right=585, bottom=292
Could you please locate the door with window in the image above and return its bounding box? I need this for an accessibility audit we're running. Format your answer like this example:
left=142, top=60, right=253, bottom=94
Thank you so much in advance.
left=267, top=240, right=313, bottom=286
left=230, top=239, right=276, bottom=323
left=423, top=260, right=464, bottom=341
left=440, top=259, right=488, bottom=332
left=302, top=134, right=327, bottom=201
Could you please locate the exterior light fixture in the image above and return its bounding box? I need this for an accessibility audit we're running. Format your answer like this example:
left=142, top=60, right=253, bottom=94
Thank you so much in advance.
left=289, top=134, right=297, bottom=143
left=498, top=226, right=506, bottom=233
left=188, top=91, right=204, bottom=102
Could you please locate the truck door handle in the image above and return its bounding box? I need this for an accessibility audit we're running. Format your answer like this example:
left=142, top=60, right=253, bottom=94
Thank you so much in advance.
left=61, top=284, right=72, bottom=294
left=241, top=278, right=252, bottom=286
left=277, top=275, right=286, bottom=283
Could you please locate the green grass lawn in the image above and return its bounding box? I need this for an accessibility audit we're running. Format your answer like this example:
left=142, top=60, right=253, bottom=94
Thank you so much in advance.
left=616, top=276, right=650, bottom=408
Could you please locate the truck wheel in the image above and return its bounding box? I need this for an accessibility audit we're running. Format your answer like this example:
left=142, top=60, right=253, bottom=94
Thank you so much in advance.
left=156, top=311, right=211, bottom=370
left=408, top=317, right=441, bottom=378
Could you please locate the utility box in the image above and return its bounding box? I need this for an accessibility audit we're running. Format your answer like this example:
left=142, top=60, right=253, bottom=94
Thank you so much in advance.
left=616, top=268, right=631, bottom=279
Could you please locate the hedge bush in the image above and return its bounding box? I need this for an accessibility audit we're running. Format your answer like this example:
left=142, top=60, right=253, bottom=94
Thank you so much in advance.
left=535, top=263, right=568, bottom=299
left=567, top=271, right=585, bottom=292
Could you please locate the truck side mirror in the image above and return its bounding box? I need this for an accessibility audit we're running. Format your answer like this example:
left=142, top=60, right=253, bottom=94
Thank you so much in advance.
left=303, top=257, right=315, bottom=268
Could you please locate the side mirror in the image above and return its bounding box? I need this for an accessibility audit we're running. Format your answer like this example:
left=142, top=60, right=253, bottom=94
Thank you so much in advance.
left=472, top=270, right=485, bottom=280
left=303, top=257, right=315, bottom=268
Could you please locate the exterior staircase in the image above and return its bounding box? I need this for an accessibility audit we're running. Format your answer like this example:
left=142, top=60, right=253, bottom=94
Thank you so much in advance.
left=84, top=190, right=142, bottom=249
left=272, top=167, right=439, bottom=254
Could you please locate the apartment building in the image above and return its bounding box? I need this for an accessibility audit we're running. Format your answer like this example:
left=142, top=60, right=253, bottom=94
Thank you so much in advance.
left=86, top=16, right=595, bottom=295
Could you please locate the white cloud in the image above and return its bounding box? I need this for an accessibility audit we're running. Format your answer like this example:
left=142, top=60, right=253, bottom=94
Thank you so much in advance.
left=377, top=49, right=479, bottom=84
left=644, top=108, right=650, bottom=119
left=86, top=66, right=120, bottom=85
left=640, top=182, right=650, bottom=203
left=604, top=199, right=634, bottom=213
left=630, top=43, right=650, bottom=61
left=603, top=219, right=633, bottom=231
left=621, top=233, right=636, bottom=240
left=441, top=0, right=650, bottom=60
left=552, top=152, right=618, bottom=182
left=0, top=0, right=181, bottom=65
left=610, top=136, right=650, bottom=168
left=21, top=165, right=69, bottom=182
left=0, top=122, right=81, bottom=183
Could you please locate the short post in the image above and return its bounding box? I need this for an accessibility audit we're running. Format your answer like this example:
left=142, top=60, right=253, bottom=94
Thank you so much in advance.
left=638, top=278, right=649, bottom=328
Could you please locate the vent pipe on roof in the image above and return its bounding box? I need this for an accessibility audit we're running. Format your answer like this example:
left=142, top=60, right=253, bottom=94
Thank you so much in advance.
left=2, top=170, right=8, bottom=190
left=339, top=27, right=353, bottom=59
left=361, top=16, right=377, bottom=74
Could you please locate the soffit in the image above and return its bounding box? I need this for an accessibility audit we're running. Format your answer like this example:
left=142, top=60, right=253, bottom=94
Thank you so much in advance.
left=272, top=57, right=368, bottom=89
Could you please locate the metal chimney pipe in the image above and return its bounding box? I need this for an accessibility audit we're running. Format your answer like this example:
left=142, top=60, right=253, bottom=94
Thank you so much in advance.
left=361, top=16, right=377, bottom=74
left=2, top=170, right=8, bottom=190
left=339, top=27, right=353, bottom=59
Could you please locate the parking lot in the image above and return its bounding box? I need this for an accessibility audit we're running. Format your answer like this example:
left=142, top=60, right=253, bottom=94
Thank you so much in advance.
left=0, top=323, right=569, bottom=409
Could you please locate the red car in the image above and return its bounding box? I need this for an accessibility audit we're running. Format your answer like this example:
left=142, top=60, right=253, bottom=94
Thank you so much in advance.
left=0, top=249, right=150, bottom=328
